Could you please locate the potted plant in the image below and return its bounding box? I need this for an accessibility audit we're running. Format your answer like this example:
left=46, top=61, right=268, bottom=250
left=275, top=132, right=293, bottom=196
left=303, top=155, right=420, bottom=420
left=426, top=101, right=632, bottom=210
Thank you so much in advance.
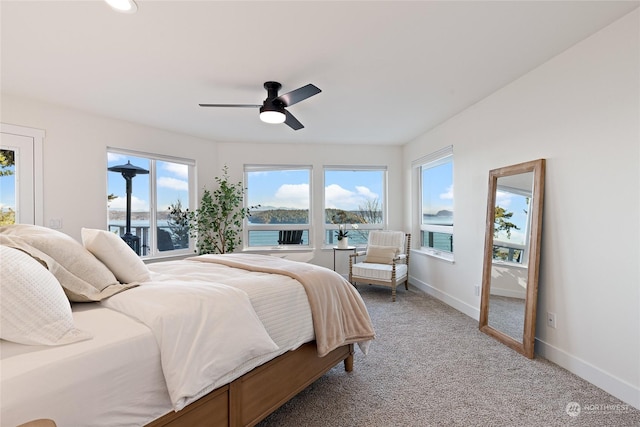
left=336, top=224, right=358, bottom=249
left=170, top=165, right=257, bottom=254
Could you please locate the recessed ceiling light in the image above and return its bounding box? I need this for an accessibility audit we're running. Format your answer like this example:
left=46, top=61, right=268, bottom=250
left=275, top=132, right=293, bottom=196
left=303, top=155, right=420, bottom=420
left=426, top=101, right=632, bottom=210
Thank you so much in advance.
left=105, top=0, right=138, bottom=14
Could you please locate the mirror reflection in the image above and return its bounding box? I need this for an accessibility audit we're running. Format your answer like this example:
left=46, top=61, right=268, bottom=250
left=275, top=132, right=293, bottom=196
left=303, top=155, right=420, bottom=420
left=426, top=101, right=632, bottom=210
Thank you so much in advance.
left=479, top=159, right=545, bottom=358
left=487, top=172, right=533, bottom=342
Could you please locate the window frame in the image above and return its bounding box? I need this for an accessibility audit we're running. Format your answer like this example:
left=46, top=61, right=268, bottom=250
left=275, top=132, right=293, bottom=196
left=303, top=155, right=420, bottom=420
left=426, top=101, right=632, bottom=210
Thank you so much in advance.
left=323, top=165, right=387, bottom=248
left=107, top=147, right=196, bottom=258
left=244, top=164, right=312, bottom=250
left=414, top=146, right=454, bottom=261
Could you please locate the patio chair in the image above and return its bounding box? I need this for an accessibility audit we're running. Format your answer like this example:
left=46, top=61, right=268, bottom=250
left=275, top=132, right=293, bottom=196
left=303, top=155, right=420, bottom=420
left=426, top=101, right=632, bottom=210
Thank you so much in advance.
left=278, top=230, right=304, bottom=245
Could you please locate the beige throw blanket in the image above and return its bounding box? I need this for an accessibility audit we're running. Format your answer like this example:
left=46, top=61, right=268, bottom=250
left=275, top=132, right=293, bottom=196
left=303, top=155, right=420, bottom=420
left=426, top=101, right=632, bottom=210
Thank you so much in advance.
left=190, top=254, right=375, bottom=357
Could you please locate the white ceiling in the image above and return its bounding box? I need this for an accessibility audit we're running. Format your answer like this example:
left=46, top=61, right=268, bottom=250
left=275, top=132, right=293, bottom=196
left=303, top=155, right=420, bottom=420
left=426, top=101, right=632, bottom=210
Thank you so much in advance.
left=1, top=0, right=638, bottom=145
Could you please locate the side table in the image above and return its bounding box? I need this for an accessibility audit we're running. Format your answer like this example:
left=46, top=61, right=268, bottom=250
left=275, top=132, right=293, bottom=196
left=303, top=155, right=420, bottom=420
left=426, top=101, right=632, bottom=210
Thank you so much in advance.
left=333, top=246, right=357, bottom=277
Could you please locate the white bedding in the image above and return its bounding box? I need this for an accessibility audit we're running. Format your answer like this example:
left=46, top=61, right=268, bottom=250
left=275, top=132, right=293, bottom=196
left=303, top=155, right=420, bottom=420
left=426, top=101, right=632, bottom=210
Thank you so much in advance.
left=1, top=304, right=171, bottom=427
left=1, top=259, right=315, bottom=427
left=102, top=280, right=279, bottom=411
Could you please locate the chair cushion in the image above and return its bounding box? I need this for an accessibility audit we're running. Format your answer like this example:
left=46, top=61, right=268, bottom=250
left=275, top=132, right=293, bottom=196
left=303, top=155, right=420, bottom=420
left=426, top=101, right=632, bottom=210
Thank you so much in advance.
left=368, top=231, right=405, bottom=254
left=352, top=262, right=408, bottom=281
left=364, top=245, right=398, bottom=264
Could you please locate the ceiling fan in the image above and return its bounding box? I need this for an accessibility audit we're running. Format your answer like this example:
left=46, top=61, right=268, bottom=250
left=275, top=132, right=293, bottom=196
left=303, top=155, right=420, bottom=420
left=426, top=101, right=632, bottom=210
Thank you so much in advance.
left=199, top=81, right=321, bottom=130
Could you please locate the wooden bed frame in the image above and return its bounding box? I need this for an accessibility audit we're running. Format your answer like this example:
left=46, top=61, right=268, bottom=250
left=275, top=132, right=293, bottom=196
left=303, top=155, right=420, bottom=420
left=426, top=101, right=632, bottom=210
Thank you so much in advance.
left=146, top=342, right=354, bottom=427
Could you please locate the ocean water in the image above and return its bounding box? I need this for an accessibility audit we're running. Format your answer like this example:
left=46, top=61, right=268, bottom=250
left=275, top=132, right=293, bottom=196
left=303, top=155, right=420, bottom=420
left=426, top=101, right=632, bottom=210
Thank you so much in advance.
left=109, top=221, right=370, bottom=247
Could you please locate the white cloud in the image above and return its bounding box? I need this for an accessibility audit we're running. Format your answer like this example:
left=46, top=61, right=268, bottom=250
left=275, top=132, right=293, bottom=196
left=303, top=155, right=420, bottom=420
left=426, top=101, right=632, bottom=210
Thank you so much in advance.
left=158, top=176, right=188, bottom=191
left=440, top=185, right=454, bottom=200
left=107, top=152, right=127, bottom=163
left=109, top=194, right=149, bottom=211
left=325, top=184, right=378, bottom=210
left=268, top=183, right=309, bottom=208
left=355, top=185, right=378, bottom=199
left=162, top=162, right=188, bottom=179
left=496, top=190, right=513, bottom=208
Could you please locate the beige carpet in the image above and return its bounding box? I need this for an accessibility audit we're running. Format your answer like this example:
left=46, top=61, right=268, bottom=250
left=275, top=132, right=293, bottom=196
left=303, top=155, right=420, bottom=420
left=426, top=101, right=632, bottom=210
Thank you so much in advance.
left=257, top=285, right=640, bottom=426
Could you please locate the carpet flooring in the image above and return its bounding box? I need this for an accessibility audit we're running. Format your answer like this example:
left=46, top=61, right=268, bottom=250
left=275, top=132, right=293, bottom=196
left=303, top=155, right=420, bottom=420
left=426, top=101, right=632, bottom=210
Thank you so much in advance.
left=257, top=285, right=640, bottom=426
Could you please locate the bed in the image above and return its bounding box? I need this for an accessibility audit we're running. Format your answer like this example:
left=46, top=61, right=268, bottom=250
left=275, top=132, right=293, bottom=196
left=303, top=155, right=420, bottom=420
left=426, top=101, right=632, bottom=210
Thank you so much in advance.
left=0, top=225, right=375, bottom=427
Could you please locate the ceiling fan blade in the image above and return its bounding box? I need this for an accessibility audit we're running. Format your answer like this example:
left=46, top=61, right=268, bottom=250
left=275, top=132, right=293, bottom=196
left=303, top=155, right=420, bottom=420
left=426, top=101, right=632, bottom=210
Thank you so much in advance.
left=277, top=84, right=321, bottom=107
left=199, top=104, right=261, bottom=108
left=284, top=110, right=304, bottom=130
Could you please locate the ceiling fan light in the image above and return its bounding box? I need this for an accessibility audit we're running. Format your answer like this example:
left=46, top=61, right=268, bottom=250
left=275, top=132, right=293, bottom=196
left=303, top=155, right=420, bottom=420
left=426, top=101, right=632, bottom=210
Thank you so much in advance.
left=105, top=0, right=138, bottom=13
left=260, top=110, right=286, bottom=124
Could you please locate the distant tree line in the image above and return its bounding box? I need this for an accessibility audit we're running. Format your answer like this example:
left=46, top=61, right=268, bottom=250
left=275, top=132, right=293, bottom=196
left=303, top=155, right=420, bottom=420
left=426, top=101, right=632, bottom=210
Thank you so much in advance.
left=166, top=197, right=383, bottom=247
left=250, top=209, right=309, bottom=224
left=248, top=203, right=383, bottom=226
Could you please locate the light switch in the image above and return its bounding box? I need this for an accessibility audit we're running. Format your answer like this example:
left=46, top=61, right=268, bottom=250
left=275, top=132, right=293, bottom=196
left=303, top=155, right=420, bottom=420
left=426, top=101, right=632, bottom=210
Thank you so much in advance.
left=49, top=219, right=63, bottom=229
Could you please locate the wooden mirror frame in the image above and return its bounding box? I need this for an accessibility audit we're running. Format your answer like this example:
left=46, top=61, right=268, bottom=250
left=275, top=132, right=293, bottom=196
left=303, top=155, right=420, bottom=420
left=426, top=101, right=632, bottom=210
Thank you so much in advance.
left=479, top=159, right=545, bottom=358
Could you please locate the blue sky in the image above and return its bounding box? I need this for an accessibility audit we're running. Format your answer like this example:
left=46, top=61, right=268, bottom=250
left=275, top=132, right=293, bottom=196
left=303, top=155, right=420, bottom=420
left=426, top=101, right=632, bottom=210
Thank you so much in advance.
left=495, top=190, right=529, bottom=244
left=3, top=152, right=186, bottom=215
left=247, top=169, right=384, bottom=211
left=0, top=164, right=16, bottom=210
left=422, top=162, right=454, bottom=216
left=107, top=152, right=189, bottom=212
left=108, top=158, right=384, bottom=216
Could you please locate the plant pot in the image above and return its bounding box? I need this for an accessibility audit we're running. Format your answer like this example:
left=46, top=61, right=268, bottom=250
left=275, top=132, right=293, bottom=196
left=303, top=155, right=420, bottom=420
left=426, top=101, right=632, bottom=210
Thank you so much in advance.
left=337, top=237, right=349, bottom=249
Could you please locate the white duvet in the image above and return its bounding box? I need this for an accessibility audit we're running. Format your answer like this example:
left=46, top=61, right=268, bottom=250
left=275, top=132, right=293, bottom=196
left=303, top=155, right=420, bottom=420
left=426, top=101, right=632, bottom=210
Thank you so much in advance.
left=102, top=279, right=279, bottom=411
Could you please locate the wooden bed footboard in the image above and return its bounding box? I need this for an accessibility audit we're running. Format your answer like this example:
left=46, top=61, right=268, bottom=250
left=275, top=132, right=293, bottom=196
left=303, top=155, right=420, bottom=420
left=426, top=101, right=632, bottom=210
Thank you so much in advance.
left=147, top=342, right=354, bottom=427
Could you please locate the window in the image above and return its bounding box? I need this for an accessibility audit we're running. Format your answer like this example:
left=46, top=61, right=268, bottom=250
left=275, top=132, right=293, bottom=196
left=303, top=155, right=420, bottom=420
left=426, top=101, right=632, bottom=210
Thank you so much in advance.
left=245, top=165, right=311, bottom=248
left=324, top=167, right=386, bottom=246
left=493, top=181, right=532, bottom=264
left=107, top=149, right=194, bottom=257
left=416, top=146, right=454, bottom=259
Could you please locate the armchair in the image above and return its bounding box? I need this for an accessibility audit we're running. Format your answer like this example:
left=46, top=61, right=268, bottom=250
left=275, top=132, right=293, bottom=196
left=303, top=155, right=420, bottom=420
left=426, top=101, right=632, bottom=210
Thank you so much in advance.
left=349, top=231, right=411, bottom=302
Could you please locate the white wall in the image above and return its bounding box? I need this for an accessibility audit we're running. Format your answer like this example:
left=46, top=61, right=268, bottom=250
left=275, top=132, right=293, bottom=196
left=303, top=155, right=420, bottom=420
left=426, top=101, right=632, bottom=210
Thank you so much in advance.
left=403, top=10, right=639, bottom=408
left=491, top=264, right=527, bottom=299
left=0, top=95, right=218, bottom=242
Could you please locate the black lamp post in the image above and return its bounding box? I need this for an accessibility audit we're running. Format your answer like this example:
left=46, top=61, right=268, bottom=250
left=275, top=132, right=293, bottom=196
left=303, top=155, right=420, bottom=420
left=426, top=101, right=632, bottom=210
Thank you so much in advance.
left=108, top=160, right=149, bottom=254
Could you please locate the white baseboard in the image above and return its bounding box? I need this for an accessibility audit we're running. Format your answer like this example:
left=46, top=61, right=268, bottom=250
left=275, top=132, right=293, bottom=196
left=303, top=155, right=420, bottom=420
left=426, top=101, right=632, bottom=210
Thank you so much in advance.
left=409, top=275, right=480, bottom=321
left=409, top=276, right=639, bottom=410
left=536, top=338, right=640, bottom=410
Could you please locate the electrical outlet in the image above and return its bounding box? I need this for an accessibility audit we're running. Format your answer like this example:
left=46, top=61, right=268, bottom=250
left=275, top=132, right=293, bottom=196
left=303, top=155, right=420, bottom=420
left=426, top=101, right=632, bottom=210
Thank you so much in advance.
left=547, top=312, right=557, bottom=329
left=474, top=284, right=480, bottom=296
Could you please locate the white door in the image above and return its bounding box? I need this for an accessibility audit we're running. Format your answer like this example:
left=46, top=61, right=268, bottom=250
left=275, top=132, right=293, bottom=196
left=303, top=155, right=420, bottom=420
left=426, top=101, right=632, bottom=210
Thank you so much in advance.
left=1, top=124, right=43, bottom=225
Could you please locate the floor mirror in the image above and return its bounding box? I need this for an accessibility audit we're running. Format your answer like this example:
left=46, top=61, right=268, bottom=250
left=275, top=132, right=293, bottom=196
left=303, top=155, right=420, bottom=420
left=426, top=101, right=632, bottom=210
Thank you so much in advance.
left=479, top=159, right=545, bottom=358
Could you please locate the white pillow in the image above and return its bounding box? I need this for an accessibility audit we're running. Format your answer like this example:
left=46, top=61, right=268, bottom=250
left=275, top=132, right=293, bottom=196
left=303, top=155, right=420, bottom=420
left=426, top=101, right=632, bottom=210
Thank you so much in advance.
left=81, top=228, right=151, bottom=284
left=0, top=224, right=137, bottom=302
left=0, top=245, right=92, bottom=346
left=364, top=245, right=399, bottom=264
